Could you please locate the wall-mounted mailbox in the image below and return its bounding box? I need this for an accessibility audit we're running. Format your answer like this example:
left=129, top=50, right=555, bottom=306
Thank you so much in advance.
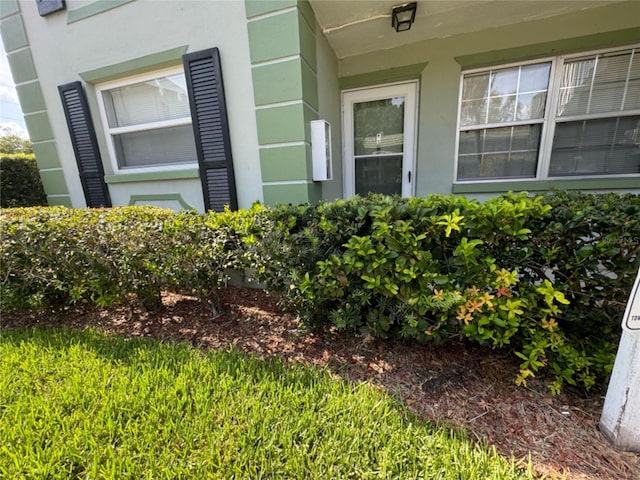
left=311, top=120, right=332, bottom=181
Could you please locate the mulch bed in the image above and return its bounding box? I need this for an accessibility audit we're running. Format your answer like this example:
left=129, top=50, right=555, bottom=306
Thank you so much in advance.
left=2, top=287, right=639, bottom=479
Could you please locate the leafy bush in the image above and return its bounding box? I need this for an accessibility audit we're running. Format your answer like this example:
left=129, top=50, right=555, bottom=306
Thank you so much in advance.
left=2, top=192, right=638, bottom=394
left=253, top=192, right=640, bottom=393
left=0, top=154, right=47, bottom=207
left=0, top=205, right=265, bottom=313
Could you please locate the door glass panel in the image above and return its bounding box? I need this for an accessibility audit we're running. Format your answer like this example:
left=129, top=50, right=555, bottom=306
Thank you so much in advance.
left=355, top=155, right=403, bottom=195
left=354, top=97, right=405, bottom=155
left=353, top=97, right=405, bottom=195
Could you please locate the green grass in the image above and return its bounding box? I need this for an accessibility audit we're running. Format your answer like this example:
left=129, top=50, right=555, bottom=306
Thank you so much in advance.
left=0, top=328, right=533, bottom=479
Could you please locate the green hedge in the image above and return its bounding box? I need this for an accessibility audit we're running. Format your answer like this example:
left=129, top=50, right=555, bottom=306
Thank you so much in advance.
left=252, top=192, right=640, bottom=393
left=0, top=205, right=264, bottom=313
left=0, top=154, right=47, bottom=208
left=1, top=192, right=638, bottom=393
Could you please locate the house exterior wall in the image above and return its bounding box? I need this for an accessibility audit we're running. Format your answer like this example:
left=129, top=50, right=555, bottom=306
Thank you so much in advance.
left=3, top=0, right=639, bottom=209
left=315, top=19, right=342, bottom=201
left=246, top=0, right=323, bottom=205
left=335, top=1, right=640, bottom=198
left=2, top=0, right=264, bottom=210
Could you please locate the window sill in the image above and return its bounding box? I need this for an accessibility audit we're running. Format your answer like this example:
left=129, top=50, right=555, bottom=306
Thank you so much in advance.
left=104, top=167, right=201, bottom=184
left=452, top=177, right=640, bottom=194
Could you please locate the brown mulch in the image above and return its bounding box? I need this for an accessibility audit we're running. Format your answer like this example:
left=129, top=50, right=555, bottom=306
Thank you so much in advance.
left=2, top=287, right=638, bottom=479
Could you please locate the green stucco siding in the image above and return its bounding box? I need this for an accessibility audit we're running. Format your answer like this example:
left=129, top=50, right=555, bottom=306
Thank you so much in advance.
left=15, top=81, right=46, bottom=113
left=6, top=49, right=37, bottom=83
left=263, top=182, right=322, bottom=205
left=245, top=0, right=297, bottom=19
left=260, top=144, right=311, bottom=182
left=0, top=14, right=27, bottom=51
left=246, top=0, right=321, bottom=206
left=0, top=0, right=19, bottom=18
left=39, top=169, right=70, bottom=196
left=23, top=112, right=54, bottom=143
left=66, top=0, right=135, bottom=24
left=32, top=142, right=62, bottom=170
left=248, top=10, right=302, bottom=63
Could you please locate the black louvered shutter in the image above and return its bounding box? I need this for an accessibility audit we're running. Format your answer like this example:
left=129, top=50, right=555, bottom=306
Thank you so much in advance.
left=58, top=81, right=111, bottom=208
left=183, top=48, right=238, bottom=211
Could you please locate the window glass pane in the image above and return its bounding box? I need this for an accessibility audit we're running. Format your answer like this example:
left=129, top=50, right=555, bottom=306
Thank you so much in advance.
left=557, top=58, right=596, bottom=117
left=460, top=99, right=487, bottom=127
left=626, top=79, right=640, bottom=111
left=519, top=63, right=551, bottom=92
left=460, top=62, right=550, bottom=127
left=624, top=53, right=640, bottom=110
left=511, top=124, right=543, bottom=150
left=354, top=98, right=404, bottom=155
left=516, top=92, right=547, bottom=121
left=557, top=51, right=638, bottom=117
left=462, top=73, right=489, bottom=100
left=457, top=151, right=538, bottom=180
left=557, top=85, right=591, bottom=117
left=457, top=154, right=481, bottom=180
left=457, top=125, right=541, bottom=180
left=550, top=116, right=640, bottom=176
left=590, top=52, right=631, bottom=114
left=458, top=129, right=483, bottom=155
left=103, top=73, right=191, bottom=127
left=490, top=68, right=518, bottom=96
left=113, top=125, right=197, bottom=168
left=483, top=127, right=512, bottom=152
left=488, top=95, right=516, bottom=123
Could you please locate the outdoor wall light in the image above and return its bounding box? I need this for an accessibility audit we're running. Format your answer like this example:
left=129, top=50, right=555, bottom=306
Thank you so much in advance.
left=391, top=2, right=417, bottom=32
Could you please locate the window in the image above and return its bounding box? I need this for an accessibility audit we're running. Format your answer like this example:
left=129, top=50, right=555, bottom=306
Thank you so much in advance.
left=456, top=46, right=640, bottom=182
left=97, top=67, right=197, bottom=171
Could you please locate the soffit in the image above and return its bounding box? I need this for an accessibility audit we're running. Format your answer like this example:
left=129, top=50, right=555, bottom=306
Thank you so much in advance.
left=308, top=0, right=627, bottom=59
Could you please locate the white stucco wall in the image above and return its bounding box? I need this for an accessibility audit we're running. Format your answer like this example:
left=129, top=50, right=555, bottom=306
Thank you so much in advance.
left=19, top=0, right=262, bottom=209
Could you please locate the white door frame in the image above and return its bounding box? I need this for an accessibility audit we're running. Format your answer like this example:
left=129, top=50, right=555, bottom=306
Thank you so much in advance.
left=342, top=81, right=419, bottom=198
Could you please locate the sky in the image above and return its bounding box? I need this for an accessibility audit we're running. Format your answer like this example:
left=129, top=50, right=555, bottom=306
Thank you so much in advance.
left=0, top=38, right=29, bottom=138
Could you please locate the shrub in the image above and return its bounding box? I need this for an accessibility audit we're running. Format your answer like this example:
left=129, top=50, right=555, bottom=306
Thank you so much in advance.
left=2, top=192, right=638, bottom=394
left=0, top=205, right=265, bottom=313
left=254, top=192, right=640, bottom=393
left=0, top=154, right=47, bottom=207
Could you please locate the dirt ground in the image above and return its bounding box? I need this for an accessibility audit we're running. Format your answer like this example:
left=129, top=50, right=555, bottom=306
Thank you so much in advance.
left=2, top=287, right=639, bottom=479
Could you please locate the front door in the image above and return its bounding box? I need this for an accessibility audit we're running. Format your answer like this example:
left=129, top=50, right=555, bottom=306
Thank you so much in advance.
left=342, top=82, right=417, bottom=197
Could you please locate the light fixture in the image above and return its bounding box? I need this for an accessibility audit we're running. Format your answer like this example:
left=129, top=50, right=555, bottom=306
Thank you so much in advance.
left=391, top=2, right=417, bottom=32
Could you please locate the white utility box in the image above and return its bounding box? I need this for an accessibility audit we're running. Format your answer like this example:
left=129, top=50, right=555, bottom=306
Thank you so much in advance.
left=311, top=120, right=332, bottom=181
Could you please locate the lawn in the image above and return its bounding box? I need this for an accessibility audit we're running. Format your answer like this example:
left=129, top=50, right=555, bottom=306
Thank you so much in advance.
left=0, top=327, right=533, bottom=479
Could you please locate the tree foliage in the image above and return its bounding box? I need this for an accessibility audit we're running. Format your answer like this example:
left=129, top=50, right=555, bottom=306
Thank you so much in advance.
left=0, top=126, right=32, bottom=154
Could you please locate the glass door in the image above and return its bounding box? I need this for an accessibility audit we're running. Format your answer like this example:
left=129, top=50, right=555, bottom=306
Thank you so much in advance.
left=342, top=82, right=417, bottom=197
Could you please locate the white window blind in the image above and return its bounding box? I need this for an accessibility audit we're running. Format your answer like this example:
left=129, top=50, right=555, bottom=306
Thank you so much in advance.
left=98, top=69, right=197, bottom=170
left=550, top=49, right=640, bottom=177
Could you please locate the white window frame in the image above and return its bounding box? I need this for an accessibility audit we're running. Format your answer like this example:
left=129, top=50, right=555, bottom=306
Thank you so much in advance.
left=454, top=44, right=640, bottom=184
left=95, top=66, right=197, bottom=174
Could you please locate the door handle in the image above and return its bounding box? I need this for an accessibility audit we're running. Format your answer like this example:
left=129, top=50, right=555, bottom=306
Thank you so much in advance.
left=408, top=171, right=411, bottom=183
